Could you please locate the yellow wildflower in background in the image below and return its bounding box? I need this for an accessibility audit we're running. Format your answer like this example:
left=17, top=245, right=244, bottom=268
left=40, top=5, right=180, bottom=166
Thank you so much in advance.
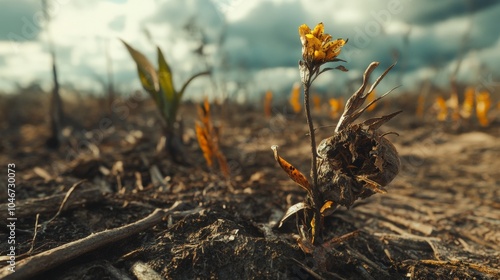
left=435, top=96, right=448, bottom=121
left=476, top=91, right=491, bottom=127
left=460, top=87, right=475, bottom=119
left=329, top=97, right=343, bottom=118
left=264, top=90, right=273, bottom=118
left=312, top=94, right=322, bottom=112
left=299, top=22, right=346, bottom=65
left=289, top=83, right=302, bottom=113
left=366, top=90, right=377, bottom=112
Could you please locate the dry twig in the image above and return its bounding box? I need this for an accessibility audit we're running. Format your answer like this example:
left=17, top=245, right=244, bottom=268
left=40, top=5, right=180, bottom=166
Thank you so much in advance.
left=0, top=202, right=202, bottom=279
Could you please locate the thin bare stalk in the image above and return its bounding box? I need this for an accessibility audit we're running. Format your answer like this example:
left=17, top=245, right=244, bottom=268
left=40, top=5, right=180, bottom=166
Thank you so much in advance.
left=43, top=0, right=63, bottom=148
left=302, top=66, right=322, bottom=244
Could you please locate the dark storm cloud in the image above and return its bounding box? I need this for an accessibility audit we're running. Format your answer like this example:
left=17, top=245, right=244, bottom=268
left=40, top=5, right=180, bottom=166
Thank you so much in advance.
left=400, top=2, right=500, bottom=75
left=223, top=1, right=309, bottom=70
left=0, top=0, right=43, bottom=41
left=398, top=0, right=499, bottom=25
left=467, top=4, right=500, bottom=49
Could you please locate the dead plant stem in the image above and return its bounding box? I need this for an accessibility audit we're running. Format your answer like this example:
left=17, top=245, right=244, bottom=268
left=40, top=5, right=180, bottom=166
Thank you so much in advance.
left=303, top=70, right=322, bottom=243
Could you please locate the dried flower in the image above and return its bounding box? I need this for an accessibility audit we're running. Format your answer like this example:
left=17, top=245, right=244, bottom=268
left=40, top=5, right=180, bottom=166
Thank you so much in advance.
left=299, top=22, right=346, bottom=66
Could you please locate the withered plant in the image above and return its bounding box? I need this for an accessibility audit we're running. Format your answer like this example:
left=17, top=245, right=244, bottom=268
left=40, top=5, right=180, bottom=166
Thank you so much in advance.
left=42, top=0, right=63, bottom=149
left=195, top=98, right=230, bottom=179
left=272, top=22, right=401, bottom=245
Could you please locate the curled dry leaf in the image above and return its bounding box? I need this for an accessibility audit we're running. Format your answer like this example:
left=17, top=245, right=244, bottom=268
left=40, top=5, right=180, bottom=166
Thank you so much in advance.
left=278, top=202, right=309, bottom=228
left=195, top=123, right=213, bottom=167
left=319, top=200, right=336, bottom=217
left=271, top=145, right=311, bottom=194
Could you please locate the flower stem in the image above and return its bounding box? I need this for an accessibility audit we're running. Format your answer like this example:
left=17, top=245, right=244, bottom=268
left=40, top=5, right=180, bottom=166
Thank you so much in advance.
left=303, top=68, right=322, bottom=244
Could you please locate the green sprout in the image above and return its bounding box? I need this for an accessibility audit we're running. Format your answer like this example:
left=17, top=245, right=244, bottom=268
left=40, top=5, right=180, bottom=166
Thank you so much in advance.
left=121, top=40, right=209, bottom=161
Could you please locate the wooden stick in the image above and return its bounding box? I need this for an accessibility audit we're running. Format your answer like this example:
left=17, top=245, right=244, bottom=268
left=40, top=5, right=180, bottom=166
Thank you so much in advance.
left=0, top=186, right=104, bottom=220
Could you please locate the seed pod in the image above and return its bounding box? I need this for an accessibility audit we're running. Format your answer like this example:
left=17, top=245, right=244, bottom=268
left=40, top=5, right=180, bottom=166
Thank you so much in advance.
left=316, top=62, right=401, bottom=209
left=316, top=116, right=400, bottom=208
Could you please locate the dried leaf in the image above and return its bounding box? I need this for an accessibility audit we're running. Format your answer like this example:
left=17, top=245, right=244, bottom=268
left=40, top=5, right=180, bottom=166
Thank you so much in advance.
left=271, top=145, right=311, bottom=193
left=362, top=110, right=402, bottom=131
left=195, top=123, right=213, bottom=167
left=278, top=202, right=309, bottom=228
left=320, top=200, right=336, bottom=217
left=336, top=62, right=395, bottom=132
left=216, top=151, right=231, bottom=178
left=195, top=99, right=230, bottom=178
left=310, top=217, right=316, bottom=243
left=356, top=175, right=387, bottom=193
left=335, top=65, right=349, bottom=72
left=297, top=238, right=315, bottom=254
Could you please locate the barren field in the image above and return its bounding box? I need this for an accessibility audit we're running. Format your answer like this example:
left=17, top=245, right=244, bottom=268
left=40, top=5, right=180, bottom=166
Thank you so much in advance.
left=1, top=95, right=499, bottom=279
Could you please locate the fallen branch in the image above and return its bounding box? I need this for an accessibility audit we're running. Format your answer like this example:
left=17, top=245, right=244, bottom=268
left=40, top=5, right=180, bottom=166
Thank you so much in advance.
left=0, top=184, right=104, bottom=220
left=0, top=202, right=201, bottom=279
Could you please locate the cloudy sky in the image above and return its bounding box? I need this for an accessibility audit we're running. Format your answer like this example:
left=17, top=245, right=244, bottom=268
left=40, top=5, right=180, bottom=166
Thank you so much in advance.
left=0, top=0, right=499, bottom=101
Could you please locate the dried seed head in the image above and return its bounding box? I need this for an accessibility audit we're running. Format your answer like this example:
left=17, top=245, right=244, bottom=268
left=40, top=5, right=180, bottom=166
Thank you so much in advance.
left=315, top=62, right=401, bottom=209
left=316, top=122, right=400, bottom=208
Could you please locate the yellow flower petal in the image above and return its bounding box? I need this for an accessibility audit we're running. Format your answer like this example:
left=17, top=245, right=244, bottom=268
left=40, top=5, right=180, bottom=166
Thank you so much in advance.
left=311, top=22, right=324, bottom=38
left=314, top=50, right=325, bottom=60
left=322, top=34, right=332, bottom=44
left=323, top=39, right=345, bottom=60
left=298, top=24, right=311, bottom=36
left=299, top=22, right=346, bottom=64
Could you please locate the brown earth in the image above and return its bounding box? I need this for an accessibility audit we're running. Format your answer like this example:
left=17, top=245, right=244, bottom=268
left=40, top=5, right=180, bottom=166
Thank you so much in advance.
left=0, top=94, right=499, bottom=280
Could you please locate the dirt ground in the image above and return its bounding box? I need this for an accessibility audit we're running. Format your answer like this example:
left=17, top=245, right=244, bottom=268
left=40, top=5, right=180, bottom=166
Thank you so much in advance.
left=0, top=93, right=499, bottom=280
